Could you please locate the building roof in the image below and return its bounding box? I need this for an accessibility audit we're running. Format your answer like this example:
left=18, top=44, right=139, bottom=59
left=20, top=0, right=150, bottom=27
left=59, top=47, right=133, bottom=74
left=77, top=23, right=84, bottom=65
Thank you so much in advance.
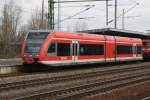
left=80, top=28, right=150, bottom=39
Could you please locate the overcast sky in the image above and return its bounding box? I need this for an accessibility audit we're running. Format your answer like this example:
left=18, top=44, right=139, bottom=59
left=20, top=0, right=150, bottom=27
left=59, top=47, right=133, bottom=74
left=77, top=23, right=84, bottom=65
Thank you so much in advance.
left=1, top=0, right=150, bottom=33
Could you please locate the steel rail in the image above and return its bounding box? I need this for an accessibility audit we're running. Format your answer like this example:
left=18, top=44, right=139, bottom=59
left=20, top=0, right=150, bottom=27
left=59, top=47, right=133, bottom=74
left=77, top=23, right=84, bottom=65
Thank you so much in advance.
left=0, top=61, right=147, bottom=78
left=0, top=64, right=149, bottom=92
left=14, top=70, right=150, bottom=100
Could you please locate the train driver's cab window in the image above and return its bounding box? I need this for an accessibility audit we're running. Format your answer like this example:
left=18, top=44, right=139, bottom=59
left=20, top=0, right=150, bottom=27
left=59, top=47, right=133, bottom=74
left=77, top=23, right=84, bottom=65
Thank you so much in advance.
left=47, top=43, right=56, bottom=56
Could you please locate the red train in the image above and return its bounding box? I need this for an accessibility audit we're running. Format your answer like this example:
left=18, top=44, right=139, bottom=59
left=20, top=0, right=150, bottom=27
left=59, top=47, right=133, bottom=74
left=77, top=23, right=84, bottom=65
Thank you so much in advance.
left=22, top=30, right=143, bottom=66
left=143, top=40, right=150, bottom=60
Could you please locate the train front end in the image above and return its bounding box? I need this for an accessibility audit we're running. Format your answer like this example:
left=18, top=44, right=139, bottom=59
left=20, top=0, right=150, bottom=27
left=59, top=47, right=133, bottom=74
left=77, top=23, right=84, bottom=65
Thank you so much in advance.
left=22, top=30, right=50, bottom=65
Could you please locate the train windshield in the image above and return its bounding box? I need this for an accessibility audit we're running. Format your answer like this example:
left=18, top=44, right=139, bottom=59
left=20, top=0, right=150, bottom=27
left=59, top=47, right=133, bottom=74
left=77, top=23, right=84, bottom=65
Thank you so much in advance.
left=25, top=32, right=50, bottom=55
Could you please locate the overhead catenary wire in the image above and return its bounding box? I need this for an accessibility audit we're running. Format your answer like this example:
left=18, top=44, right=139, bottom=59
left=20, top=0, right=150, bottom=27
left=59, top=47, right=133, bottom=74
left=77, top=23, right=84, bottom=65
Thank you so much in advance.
left=108, top=2, right=140, bottom=24
left=53, top=0, right=111, bottom=30
left=70, top=17, right=95, bottom=20
left=54, top=5, right=94, bottom=8
left=55, top=5, right=95, bottom=25
left=54, top=0, right=111, bottom=3
left=130, top=0, right=139, bottom=4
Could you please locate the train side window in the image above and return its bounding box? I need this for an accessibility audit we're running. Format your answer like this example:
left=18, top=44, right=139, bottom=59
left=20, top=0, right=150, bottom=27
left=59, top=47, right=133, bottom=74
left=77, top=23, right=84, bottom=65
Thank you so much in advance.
left=143, top=42, right=147, bottom=45
left=137, top=46, right=142, bottom=54
left=117, top=45, right=133, bottom=54
left=47, top=43, right=56, bottom=56
left=133, top=46, right=136, bottom=54
left=79, top=44, right=104, bottom=55
left=143, top=42, right=150, bottom=46
left=57, top=43, right=70, bottom=56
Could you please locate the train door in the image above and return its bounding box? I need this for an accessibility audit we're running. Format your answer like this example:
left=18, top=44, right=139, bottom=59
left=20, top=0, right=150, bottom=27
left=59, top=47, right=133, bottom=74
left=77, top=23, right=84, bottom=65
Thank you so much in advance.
left=133, top=43, right=137, bottom=58
left=106, top=42, right=116, bottom=62
left=72, top=40, right=79, bottom=63
left=105, top=37, right=116, bottom=62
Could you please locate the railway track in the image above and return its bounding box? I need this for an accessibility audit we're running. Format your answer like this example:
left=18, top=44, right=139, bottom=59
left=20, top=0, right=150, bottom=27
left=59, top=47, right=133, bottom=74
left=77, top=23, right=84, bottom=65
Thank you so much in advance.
left=0, top=62, right=149, bottom=92
left=0, top=61, right=145, bottom=78
left=0, top=62, right=150, bottom=99
left=16, top=70, right=150, bottom=100
left=0, top=62, right=148, bottom=81
left=13, top=67, right=150, bottom=100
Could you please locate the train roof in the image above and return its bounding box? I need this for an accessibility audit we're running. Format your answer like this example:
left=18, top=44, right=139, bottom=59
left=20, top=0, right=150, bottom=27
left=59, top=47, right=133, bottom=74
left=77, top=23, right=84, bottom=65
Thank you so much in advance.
left=51, top=32, right=105, bottom=41
left=79, top=28, right=150, bottom=39
left=28, top=30, right=53, bottom=33
left=50, top=32, right=142, bottom=43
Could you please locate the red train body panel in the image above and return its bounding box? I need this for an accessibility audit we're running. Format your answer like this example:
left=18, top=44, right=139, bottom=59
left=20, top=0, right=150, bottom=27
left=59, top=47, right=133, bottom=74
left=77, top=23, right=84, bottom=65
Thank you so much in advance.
left=22, top=30, right=143, bottom=66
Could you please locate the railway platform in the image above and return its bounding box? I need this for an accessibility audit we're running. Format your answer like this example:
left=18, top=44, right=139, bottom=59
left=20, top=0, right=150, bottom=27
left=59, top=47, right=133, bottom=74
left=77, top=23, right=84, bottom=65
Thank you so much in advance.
left=0, top=58, right=22, bottom=74
left=0, top=58, right=22, bottom=66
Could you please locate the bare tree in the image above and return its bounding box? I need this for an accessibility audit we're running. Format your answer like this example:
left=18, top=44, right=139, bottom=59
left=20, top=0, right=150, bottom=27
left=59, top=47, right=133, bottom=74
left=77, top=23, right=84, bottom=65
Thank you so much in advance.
left=28, top=8, right=48, bottom=30
left=17, top=25, right=28, bottom=43
left=0, top=1, right=22, bottom=57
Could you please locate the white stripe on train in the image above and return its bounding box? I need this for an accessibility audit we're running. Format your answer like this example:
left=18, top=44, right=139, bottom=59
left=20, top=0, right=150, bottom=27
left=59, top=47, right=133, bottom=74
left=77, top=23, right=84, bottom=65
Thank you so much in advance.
left=40, top=57, right=142, bottom=66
